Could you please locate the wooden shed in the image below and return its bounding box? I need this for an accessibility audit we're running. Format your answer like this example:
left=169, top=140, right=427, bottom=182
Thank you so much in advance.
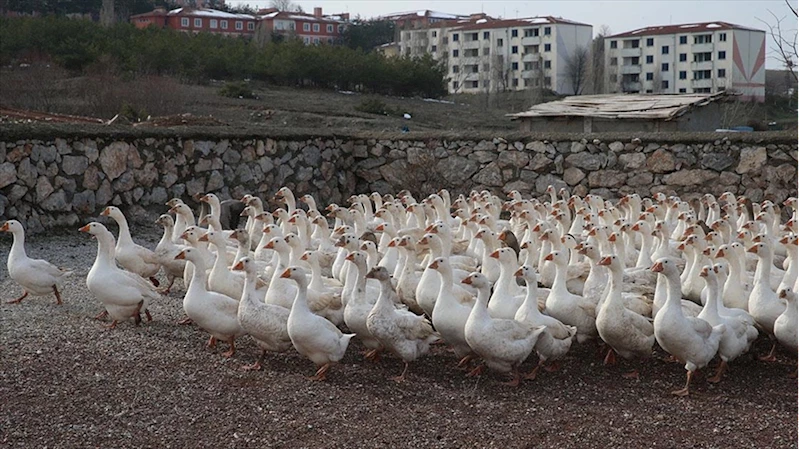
left=509, top=92, right=730, bottom=133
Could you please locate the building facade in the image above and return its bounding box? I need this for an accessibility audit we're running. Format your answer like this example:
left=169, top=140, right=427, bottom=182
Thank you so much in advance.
left=604, top=22, right=766, bottom=102
left=399, top=16, right=593, bottom=95
left=130, top=6, right=348, bottom=43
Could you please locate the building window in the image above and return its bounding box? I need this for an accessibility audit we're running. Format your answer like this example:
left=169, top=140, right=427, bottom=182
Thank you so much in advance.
left=646, top=89, right=653, bottom=93
left=304, top=36, right=310, bottom=44
left=610, top=57, right=618, bottom=66
left=661, top=80, right=669, bottom=89
left=313, top=23, right=320, bottom=32
left=718, top=50, right=726, bottom=60
left=661, top=63, right=669, bottom=71
left=453, top=81, right=459, bottom=90
left=327, top=24, right=333, bottom=33
left=661, top=45, right=669, bottom=54
left=694, top=87, right=712, bottom=93
left=544, top=26, right=551, bottom=35
left=194, top=18, right=202, bottom=27
left=512, top=78, right=519, bottom=87
left=610, top=40, right=617, bottom=49
left=483, top=31, right=490, bottom=40
left=679, top=70, right=687, bottom=79
left=210, top=19, right=217, bottom=29
left=432, top=30, right=437, bottom=37
left=719, top=33, right=727, bottom=42
left=303, top=23, right=310, bottom=31
left=431, top=45, right=437, bottom=52
left=524, top=28, right=539, bottom=37
left=679, top=88, right=687, bottom=93
left=718, top=68, right=726, bottom=78
left=609, top=74, right=617, bottom=83
left=624, top=39, right=640, bottom=49
left=452, top=49, right=459, bottom=57
left=181, top=17, right=189, bottom=27
left=512, top=29, right=518, bottom=37
left=524, top=62, right=533, bottom=70
left=679, top=53, right=687, bottom=62
left=470, top=80, right=478, bottom=88
left=524, top=45, right=539, bottom=53
left=314, top=37, right=320, bottom=44
left=512, top=62, right=518, bottom=70
left=645, top=38, right=653, bottom=47
left=544, top=43, right=551, bottom=52
left=247, top=22, right=254, bottom=30
left=693, top=70, right=712, bottom=79
left=468, top=32, right=478, bottom=41
left=646, top=72, right=653, bottom=80
left=512, top=45, right=518, bottom=54
left=679, top=35, right=687, bottom=44
left=497, top=38, right=503, bottom=47
left=452, top=33, right=459, bottom=41
left=482, top=63, right=489, bottom=72
left=693, top=52, right=712, bottom=62
left=544, top=60, right=551, bottom=69
left=235, top=21, right=243, bottom=30
left=221, top=20, right=228, bottom=29
left=452, top=65, right=459, bottom=73
left=646, top=55, right=653, bottom=64
left=338, top=25, right=344, bottom=33
left=694, top=34, right=712, bottom=44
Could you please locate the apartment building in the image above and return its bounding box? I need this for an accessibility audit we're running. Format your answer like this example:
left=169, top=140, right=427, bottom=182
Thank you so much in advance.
left=604, top=22, right=766, bottom=101
left=131, top=6, right=348, bottom=44
left=448, top=17, right=592, bottom=95
left=396, top=13, right=487, bottom=60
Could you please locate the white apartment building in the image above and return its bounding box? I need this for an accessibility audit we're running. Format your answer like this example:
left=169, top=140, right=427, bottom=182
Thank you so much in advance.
left=398, top=16, right=593, bottom=95
left=605, top=22, right=766, bottom=102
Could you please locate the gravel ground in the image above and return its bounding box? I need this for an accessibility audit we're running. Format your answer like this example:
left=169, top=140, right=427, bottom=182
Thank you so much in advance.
left=1, top=228, right=797, bottom=449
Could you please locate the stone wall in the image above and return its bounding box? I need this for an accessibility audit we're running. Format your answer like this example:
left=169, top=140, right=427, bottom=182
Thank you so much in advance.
left=0, top=124, right=796, bottom=233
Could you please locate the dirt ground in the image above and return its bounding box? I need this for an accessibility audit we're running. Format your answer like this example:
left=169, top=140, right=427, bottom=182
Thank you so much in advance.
left=1, top=229, right=797, bottom=448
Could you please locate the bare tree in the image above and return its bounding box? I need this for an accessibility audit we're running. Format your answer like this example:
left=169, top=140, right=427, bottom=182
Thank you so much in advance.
left=564, top=45, right=590, bottom=95
left=757, top=1, right=798, bottom=82
left=588, top=26, right=610, bottom=94
left=270, top=0, right=303, bottom=12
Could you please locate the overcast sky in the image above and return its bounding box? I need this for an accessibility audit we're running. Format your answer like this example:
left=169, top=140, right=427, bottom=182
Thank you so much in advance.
left=231, top=0, right=796, bottom=68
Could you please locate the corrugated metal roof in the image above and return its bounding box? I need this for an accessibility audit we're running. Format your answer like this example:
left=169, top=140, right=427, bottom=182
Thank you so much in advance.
left=508, top=92, right=729, bottom=121
left=453, top=16, right=591, bottom=31
left=608, top=21, right=761, bottom=38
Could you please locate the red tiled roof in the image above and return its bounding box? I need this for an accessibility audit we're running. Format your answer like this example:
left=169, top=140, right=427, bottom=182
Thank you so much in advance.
left=608, top=21, right=762, bottom=38
left=452, top=16, right=590, bottom=31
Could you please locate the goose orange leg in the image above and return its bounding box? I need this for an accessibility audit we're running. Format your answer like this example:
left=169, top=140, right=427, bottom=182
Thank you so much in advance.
left=106, top=320, right=119, bottom=330
left=53, top=286, right=63, bottom=305
left=242, top=350, right=266, bottom=371
left=144, top=309, right=153, bottom=322
left=207, top=336, right=217, bottom=349
left=456, top=354, right=474, bottom=370
left=221, top=338, right=236, bottom=358
left=392, top=362, right=410, bottom=383
left=501, top=370, right=521, bottom=387
left=524, top=360, right=543, bottom=380
left=466, top=363, right=485, bottom=377
left=707, top=360, right=727, bottom=383
left=308, top=363, right=331, bottom=381
left=94, top=310, right=109, bottom=320
left=603, top=348, right=617, bottom=366
left=177, top=316, right=193, bottom=325
left=759, top=341, right=778, bottom=362
left=7, top=291, right=28, bottom=304
left=671, top=370, right=693, bottom=397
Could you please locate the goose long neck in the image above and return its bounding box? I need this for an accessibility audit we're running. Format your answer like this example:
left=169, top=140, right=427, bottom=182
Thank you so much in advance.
left=291, top=276, right=310, bottom=313
left=521, top=278, right=542, bottom=318
left=375, top=278, right=394, bottom=309
left=95, top=231, right=116, bottom=265
left=662, top=270, right=683, bottom=310
left=755, top=247, right=773, bottom=283
left=308, top=258, right=324, bottom=291
left=606, top=264, right=623, bottom=305
left=552, top=259, right=568, bottom=294
left=188, top=256, right=209, bottom=291
left=241, top=269, right=259, bottom=303
left=9, top=228, right=27, bottom=259
left=115, top=214, right=134, bottom=246
left=702, top=277, right=720, bottom=317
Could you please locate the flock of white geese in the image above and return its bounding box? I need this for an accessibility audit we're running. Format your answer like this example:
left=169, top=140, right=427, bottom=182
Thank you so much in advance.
left=2, top=186, right=797, bottom=395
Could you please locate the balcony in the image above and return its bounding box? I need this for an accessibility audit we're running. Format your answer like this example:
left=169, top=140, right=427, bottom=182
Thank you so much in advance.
left=691, top=78, right=713, bottom=88
left=620, top=65, right=642, bottom=74
left=691, top=42, right=714, bottom=53
left=620, top=47, right=642, bottom=57
left=521, top=53, right=540, bottom=62
left=690, top=60, right=713, bottom=70
left=520, top=35, right=542, bottom=45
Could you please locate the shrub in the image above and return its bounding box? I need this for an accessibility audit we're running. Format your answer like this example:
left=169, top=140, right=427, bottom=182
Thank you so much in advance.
left=218, top=81, right=256, bottom=99
left=355, top=98, right=389, bottom=115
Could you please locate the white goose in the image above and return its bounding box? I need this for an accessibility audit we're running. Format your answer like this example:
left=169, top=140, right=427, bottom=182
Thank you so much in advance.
left=282, top=266, right=355, bottom=381
left=544, top=250, right=597, bottom=343
left=101, top=206, right=161, bottom=286
left=80, top=222, right=158, bottom=328
left=774, top=288, right=798, bottom=361
left=463, top=272, right=545, bottom=386
left=232, top=257, right=292, bottom=371
left=748, top=241, right=786, bottom=362
left=652, top=257, right=725, bottom=396
left=154, top=214, right=186, bottom=294
left=366, top=266, right=438, bottom=382
left=2, top=220, right=71, bottom=305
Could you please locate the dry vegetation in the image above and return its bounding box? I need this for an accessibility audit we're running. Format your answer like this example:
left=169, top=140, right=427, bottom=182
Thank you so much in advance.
left=0, top=65, right=522, bottom=133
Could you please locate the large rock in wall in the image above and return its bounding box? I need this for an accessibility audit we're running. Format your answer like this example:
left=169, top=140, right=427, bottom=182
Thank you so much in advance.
left=0, top=132, right=795, bottom=233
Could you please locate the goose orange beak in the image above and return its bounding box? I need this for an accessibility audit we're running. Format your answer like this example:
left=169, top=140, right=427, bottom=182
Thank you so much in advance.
left=428, top=260, right=439, bottom=270
left=747, top=245, right=758, bottom=254
left=631, top=223, right=640, bottom=231
left=699, top=267, right=709, bottom=277
left=240, top=209, right=249, bottom=217
left=78, top=224, right=90, bottom=233
left=498, top=231, right=507, bottom=241
left=398, top=239, right=408, bottom=247
left=716, top=249, right=725, bottom=258
left=288, top=216, right=296, bottom=223
left=264, top=241, right=275, bottom=249
left=608, top=234, right=617, bottom=242
left=375, top=224, right=385, bottom=231
left=175, top=251, right=186, bottom=260
left=544, top=253, right=554, bottom=261
left=461, top=276, right=472, bottom=285
left=677, top=242, right=686, bottom=251
left=345, top=253, right=355, bottom=261
left=780, top=289, right=789, bottom=299
left=521, top=241, right=530, bottom=250
left=280, top=268, right=291, bottom=278
left=424, top=224, right=434, bottom=232
left=179, top=231, right=190, bottom=240
left=198, top=234, right=209, bottom=242
left=100, top=207, right=111, bottom=216
left=489, top=250, right=500, bottom=259
left=168, top=206, right=179, bottom=214
left=200, top=195, right=210, bottom=203
left=651, top=262, right=663, bottom=272
left=513, top=268, right=523, bottom=277
left=598, top=256, right=611, bottom=266
left=232, top=261, right=244, bottom=271
left=388, top=240, right=397, bottom=248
